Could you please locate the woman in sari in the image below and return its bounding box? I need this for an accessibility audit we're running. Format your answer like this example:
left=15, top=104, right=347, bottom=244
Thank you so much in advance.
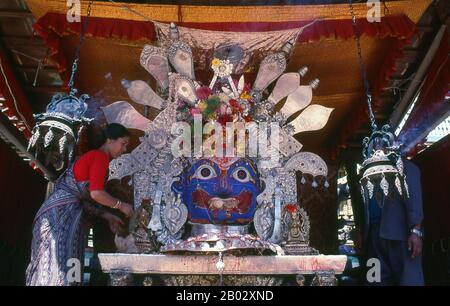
left=26, top=123, right=133, bottom=286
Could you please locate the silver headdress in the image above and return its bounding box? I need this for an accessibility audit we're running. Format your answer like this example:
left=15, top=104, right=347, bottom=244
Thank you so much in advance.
left=104, top=23, right=333, bottom=255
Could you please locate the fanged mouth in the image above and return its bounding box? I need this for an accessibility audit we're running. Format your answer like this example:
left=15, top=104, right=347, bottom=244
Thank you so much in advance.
left=192, top=189, right=253, bottom=215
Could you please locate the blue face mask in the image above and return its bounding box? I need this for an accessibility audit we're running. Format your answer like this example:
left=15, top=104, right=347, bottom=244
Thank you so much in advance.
left=172, top=158, right=262, bottom=225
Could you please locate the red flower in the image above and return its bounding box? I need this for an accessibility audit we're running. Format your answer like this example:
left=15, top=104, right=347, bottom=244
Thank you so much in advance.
left=244, top=115, right=253, bottom=122
left=196, top=86, right=213, bottom=100
left=229, top=99, right=239, bottom=108
left=218, top=114, right=233, bottom=126
left=284, top=204, right=297, bottom=213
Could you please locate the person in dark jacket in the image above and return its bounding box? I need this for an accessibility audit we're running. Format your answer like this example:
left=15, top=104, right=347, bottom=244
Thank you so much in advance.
left=363, top=159, right=424, bottom=285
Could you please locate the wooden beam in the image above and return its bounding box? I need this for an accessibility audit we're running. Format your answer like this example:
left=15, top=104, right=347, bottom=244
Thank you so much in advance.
left=403, top=106, right=450, bottom=154
left=1, top=35, right=44, bottom=46
left=0, top=9, right=33, bottom=18
left=0, top=111, right=56, bottom=181
left=390, top=25, right=448, bottom=128
left=0, top=42, right=35, bottom=132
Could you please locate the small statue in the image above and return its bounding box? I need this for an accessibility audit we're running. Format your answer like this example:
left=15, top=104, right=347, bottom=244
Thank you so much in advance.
left=281, top=204, right=318, bottom=255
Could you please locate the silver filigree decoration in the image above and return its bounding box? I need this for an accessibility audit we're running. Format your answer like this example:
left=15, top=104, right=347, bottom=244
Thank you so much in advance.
left=256, top=172, right=276, bottom=206
left=68, top=143, right=75, bottom=162
left=360, top=185, right=365, bottom=201
left=278, top=128, right=303, bottom=158
left=168, top=40, right=195, bottom=79
left=268, top=186, right=283, bottom=243
left=366, top=179, right=374, bottom=199
left=149, top=188, right=163, bottom=232
left=59, top=134, right=67, bottom=154
left=28, top=127, right=40, bottom=150
left=132, top=143, right=158, bottom=170
left=40, top=120, right=75, bottom=137
left=147, top=128, right=168, bottom=149
left=162, top=194, right=188, bottom=235
left=109, top=154, right=140, bottom=180
left=43, top=128, right=54, bottom=148
left=396, top=157, right=404, bottom=176
left=395, top=175, right=402, bottom=196
left=380, top=175, right=389, bottom=196
left=404, top=177, right=410, bottom=198
left=140, top=45, right=169, bottom=90
left=254, top=201, right=274, bottom=241
left=253, top=52, right=287, bottom=92
left=285, top=152, right=328, bottom=178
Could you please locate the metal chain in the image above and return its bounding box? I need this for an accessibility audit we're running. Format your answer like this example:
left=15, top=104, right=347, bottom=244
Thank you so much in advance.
left=349, top=0, right=378, bottom=132
left=68, top=0, right=93, bottom=95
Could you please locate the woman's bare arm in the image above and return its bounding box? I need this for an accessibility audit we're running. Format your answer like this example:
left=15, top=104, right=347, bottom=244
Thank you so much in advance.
left=90, top=190, right=120, bottom=208
left=90, top=190, right=133, bottom=217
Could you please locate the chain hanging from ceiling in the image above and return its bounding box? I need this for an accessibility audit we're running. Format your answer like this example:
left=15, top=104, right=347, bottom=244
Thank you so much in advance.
left=348, top=0, right=410, bottom=201
left=26, top=0, right=94, bottom=178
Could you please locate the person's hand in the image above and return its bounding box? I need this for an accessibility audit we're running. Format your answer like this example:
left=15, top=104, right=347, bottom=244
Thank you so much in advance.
left=408, top=233, right=423, bottom=258
left=119, top=202, right=133, bottom=218
left=102, top=212, right=124, bottom=234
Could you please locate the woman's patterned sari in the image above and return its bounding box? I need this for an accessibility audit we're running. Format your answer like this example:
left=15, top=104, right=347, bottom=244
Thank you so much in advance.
left=26, top=165, right=104, bottom=286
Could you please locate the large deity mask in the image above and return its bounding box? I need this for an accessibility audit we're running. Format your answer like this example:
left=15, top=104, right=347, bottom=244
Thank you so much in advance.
left=172, top=157, right=262, bottom=225
left=106, top=23, right=332, bottom=253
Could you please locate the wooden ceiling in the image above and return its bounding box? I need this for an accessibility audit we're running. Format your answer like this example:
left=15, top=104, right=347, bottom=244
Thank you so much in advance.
left=0, top=0, right=447, bottom=160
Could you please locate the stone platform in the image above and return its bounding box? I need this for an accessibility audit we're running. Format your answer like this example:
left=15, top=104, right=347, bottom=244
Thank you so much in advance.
left=98, top=253, right=347, bottom=286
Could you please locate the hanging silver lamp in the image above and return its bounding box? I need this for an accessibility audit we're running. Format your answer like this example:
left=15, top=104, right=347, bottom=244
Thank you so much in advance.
left=27, top=1, right=94, bottom=174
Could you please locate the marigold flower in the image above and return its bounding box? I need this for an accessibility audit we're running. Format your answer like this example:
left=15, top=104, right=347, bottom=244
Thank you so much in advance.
left=211, top=58, right=221, bottom=67
left=240, top=92, right=251, bottom=100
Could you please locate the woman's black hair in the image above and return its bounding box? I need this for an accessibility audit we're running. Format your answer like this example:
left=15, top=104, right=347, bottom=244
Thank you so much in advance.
left=98, top=123, right=130, bottom=146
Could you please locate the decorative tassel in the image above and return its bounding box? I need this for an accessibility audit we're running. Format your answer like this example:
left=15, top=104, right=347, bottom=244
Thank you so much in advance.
left=44, top=128, right=54, bottom=148
left=380, top=175, right=389, bottom=196
left=396, top=158, right=404, bottom=175
left=59, top=134, right=67, bottom=154
left=404, top=177, right=410, bottom=198
left=366, top=179, right=374, bottom=199
left=76, top=125, right=85, bottom=144
left=395, top=175, right=402, bottom=196
left=312, top=179, right=318, bottom=188
left=68, top=143, right=75, bottom=162
left=28, top=127, right=40, bottom=150
left=301, top=175, right=306, bottom=185
left=324, top=180, right=329, bottom=188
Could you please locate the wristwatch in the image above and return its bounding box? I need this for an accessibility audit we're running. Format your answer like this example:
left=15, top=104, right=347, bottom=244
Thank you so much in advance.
left=411, top=228, right=423, bottom=238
